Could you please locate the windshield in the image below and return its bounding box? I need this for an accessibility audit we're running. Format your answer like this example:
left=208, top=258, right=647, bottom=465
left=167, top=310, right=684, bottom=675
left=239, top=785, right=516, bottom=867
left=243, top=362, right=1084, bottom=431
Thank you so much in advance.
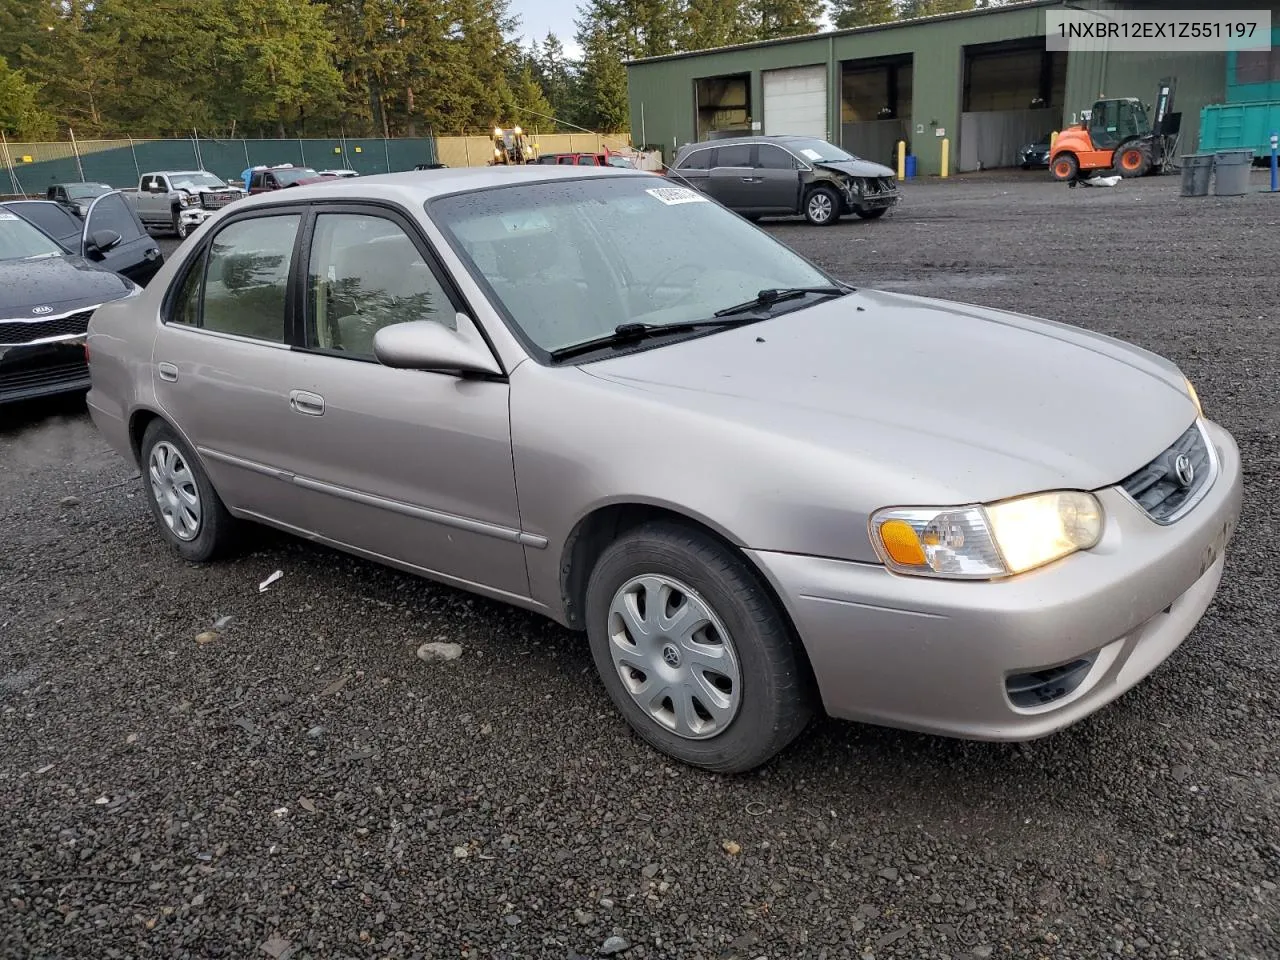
left=0, top=211, right=66, bottom=261
left=428, top=176, right=835, bottom=356
left=782, top=139, right=856, bottom=163
left=170, top=172, right=228, bottom=190
left=66, top=183, right=111, bottom=199
left=274, top=168, right=319, bottom=185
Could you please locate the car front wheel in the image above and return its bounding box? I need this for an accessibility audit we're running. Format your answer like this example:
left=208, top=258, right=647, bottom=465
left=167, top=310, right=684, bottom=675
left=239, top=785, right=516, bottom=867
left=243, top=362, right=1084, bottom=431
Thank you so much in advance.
left=140, top=419, right=237, bottom=562
left=585, top=521, right=815, bottom=773
left=803, top=186, right=841, bottom=226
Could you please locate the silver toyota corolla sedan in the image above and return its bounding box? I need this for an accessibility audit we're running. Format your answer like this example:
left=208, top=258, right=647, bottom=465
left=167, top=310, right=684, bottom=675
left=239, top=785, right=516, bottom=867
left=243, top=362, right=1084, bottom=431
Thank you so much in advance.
left=84, top=166, right=1242, bottom=773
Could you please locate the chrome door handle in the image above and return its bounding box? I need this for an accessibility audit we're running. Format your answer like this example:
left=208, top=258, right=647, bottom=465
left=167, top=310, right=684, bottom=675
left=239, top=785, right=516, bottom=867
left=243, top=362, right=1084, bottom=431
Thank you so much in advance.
left=289, top=390, right=325, bottom=416
left=157, top=362, right=178, bottom=382
left=741, top=177, right=761, bottom=182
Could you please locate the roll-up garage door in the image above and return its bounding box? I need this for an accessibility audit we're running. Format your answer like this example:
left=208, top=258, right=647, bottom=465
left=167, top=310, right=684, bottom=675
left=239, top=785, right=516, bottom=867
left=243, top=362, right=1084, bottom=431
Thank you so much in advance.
left=763, top=65, right=828, bottom=139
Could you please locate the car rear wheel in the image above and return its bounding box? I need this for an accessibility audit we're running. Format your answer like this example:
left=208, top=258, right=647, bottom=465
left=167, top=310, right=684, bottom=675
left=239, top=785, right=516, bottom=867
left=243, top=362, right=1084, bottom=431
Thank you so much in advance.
left=803, top=186, right=841, bottom=226
left=140, top=419, right=237, bottom=562
left=584, top=521, right=815, bottom=773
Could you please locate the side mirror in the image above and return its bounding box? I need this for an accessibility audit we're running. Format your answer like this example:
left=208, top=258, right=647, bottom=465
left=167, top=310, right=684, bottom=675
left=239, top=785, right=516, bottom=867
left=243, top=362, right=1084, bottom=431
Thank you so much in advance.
left=373, top=314, right=503, bottom=377
left=85, top=229, right=123, bottom=258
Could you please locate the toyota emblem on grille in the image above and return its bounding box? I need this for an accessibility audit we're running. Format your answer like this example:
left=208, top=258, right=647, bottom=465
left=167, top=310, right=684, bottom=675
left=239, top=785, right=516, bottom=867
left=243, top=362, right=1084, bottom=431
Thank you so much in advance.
left=31, top=305, right=52, bottom=315
left=1173, top=454, right=1195, bottom=488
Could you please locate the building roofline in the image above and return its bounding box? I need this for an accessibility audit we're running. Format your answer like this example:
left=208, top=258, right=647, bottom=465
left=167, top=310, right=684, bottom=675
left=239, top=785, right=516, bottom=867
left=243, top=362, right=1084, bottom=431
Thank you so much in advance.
left=625, top=0, right=1066, bottom=67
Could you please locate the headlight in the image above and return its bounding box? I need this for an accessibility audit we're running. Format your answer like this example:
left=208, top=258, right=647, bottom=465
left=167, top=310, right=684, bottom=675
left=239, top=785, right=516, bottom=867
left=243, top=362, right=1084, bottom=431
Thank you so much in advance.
left=870, top=490, right=1103, bottom=580
left=1185, top=378, right=1203, bottom=418
left=181, top=194, right=195, bottom=207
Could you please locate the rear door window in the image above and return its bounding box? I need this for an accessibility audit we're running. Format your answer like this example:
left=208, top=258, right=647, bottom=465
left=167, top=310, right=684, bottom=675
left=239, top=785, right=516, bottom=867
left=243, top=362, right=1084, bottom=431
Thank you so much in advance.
left=714, top=144, right=752, bottom=168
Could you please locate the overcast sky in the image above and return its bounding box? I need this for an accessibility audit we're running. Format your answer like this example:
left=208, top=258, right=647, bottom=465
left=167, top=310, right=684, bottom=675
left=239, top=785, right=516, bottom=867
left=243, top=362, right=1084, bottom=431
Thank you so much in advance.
left=508, top=0, right=583, bottom=57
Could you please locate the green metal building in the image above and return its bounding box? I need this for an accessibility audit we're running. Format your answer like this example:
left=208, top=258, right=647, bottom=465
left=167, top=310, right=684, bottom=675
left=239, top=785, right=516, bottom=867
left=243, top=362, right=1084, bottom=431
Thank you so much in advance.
left=626, top=0, right=1274, bottom=176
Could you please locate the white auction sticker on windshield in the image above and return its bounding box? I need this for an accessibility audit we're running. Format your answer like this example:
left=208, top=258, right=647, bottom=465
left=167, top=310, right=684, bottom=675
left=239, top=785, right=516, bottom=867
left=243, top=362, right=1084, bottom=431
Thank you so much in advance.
left=645, top=186, right=708, bottom=205
left=800, top=149, right=823, bottom=161
left=0, top=212, right=19, bottom=220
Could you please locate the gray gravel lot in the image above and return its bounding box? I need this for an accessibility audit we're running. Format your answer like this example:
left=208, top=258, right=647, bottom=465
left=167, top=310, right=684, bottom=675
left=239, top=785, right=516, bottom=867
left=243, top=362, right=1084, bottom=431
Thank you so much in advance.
left=2, top=171, right=1278, bottom=960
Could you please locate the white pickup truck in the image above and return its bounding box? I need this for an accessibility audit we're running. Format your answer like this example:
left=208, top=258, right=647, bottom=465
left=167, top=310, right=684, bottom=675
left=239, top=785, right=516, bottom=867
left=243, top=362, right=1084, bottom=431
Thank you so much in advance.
left=121, top=170, right=245, bottom=239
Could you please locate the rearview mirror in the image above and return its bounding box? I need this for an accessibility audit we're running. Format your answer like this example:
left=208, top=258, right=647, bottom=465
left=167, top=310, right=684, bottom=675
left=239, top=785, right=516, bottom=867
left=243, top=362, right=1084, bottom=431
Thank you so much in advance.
left=373, top=314, right=502, bottom=377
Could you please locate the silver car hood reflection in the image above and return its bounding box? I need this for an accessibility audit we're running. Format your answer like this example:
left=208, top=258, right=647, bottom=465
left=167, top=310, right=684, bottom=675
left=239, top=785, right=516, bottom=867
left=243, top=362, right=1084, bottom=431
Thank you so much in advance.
left=581, top=288, right=1197, bottom=501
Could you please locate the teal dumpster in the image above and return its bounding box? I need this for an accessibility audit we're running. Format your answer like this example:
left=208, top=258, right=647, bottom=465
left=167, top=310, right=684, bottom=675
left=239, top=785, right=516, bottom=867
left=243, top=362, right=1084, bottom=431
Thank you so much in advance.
left=1214, top=149, right=1253, bottom=196
left=1180, top=154, right=1213, bottom=197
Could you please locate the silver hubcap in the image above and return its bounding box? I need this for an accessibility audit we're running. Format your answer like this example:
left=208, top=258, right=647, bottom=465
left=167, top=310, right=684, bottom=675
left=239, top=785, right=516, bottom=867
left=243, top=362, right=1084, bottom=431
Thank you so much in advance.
left=607, top=574, right=742, bottom=740
left=148, top=440, right=202, bottom=541
left=808, top=193, right=833, bottom=222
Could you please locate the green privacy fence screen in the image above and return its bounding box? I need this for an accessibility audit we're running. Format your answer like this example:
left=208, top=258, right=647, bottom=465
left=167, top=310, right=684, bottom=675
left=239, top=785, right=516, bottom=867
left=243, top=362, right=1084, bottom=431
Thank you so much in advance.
left=0, top=136, right=439, bottom=195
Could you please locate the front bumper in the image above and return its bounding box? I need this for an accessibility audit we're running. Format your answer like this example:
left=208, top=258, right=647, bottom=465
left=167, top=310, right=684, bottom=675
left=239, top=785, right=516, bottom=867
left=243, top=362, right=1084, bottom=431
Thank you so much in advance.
left=747, top=418, right=1243, bottom=741
left=179, top=207, right=213, bottom=226
left=0, top=340, right=90, bottom=405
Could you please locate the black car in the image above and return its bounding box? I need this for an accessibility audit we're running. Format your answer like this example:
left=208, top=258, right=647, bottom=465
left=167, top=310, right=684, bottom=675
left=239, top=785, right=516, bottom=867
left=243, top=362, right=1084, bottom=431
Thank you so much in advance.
left=669, top=135, right=899, bottom=226
left=0, top=202, right=149, bottom=405
left=1, top=192, right=163, bottom=288
left=1018, top=136, right=1052, bottom=169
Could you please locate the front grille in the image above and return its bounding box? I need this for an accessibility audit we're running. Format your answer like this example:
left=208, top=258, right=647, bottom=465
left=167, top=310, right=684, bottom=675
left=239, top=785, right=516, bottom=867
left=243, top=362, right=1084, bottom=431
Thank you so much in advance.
left=200, top=191, right=239, bottom=210
left=0, top=358, right=89, bottom=393
left=1119, top=421, right=1214, bottom=524
left=0, top=310, right=92, bottom=346
left=1006, top=656, right=1095, bottom=708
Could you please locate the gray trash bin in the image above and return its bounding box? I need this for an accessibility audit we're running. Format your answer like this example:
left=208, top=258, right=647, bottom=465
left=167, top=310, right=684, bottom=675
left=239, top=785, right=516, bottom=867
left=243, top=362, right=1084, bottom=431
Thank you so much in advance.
left=1213, top=149, right=1253, bottom=196
left=1180, top=154, right=1214, bottom=197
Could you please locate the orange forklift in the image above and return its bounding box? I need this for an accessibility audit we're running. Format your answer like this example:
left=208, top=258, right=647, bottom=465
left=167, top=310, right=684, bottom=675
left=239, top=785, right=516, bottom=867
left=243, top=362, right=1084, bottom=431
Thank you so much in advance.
left=1049, top=78, right=1180, bottom=181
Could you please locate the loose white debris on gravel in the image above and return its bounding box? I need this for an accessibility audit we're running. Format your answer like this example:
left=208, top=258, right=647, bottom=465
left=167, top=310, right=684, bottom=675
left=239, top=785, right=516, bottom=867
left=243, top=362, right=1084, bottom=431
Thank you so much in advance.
left=416, top=641, right=463, bottom=662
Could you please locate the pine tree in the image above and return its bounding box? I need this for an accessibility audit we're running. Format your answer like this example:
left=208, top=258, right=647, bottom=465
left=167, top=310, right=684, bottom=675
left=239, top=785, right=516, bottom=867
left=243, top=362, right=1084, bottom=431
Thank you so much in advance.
left=576, top=25, right=629, bottom=131
left=683, top=0, right=753, bottom=50
left=830, top=0, right=896, bottom=30
left=0, top=55, right=55, bottom=138
left=753, top=0, right=825, bottom=41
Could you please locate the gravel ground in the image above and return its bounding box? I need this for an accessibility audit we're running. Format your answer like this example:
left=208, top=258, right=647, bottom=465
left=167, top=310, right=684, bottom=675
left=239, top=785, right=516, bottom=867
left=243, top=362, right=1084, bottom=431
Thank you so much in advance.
left=2, top=171, right=1278, bottom=960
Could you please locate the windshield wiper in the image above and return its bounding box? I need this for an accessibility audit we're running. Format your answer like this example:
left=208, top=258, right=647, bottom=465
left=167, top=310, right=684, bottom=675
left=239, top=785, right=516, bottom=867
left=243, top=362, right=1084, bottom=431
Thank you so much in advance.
left=548, top=284, right=855, bottom=361
left=712, top=284, right=849, bottom=318
left=549, top=315, right=768, bottom=361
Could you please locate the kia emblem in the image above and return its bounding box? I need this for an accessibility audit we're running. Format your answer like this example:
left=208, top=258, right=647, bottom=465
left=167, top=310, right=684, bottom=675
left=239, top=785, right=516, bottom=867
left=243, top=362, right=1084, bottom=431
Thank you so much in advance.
left=31, top=305, right=53, bottom=315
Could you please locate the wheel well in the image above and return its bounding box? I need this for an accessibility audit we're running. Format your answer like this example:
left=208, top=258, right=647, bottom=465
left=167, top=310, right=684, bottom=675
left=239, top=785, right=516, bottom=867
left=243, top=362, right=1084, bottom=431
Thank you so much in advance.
left=128, top=409, right=161, bottom=464
left=558, top=503, right=820, bottom=691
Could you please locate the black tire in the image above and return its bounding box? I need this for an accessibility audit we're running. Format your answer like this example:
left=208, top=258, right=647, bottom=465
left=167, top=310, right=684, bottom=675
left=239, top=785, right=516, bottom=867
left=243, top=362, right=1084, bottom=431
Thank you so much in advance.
left=172, top=209, right=188, bottom=239
left=855, top=206, right=889, bottom=220
left=584, top=521, right=816, bottom=773
left=803, top=185, right=842, bottom=226
left=1050, top=153, right=1078, bottom=182
left=139, top=419, right=237, bottom=562
left=1114, top=141, right=1152, bottom=178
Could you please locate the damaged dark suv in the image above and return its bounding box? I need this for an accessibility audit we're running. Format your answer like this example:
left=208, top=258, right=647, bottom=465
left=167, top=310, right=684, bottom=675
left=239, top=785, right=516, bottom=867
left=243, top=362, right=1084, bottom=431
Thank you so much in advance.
left=669, top=135, right=899, bottom=226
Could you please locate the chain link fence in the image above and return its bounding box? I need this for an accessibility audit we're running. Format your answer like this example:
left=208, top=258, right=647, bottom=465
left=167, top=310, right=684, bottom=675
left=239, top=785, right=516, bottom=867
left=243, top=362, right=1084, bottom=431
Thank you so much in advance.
left=1, top=130, right=636, bottom=197
left=0, top=136, right=440, bottom=196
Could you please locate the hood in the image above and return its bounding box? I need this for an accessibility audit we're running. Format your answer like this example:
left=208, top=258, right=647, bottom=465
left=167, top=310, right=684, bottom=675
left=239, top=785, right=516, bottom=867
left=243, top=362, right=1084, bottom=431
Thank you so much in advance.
left=0, top=255, right=134, bottom=320
left=580, top=289, right=1197, bottom=503
left=815, top=158, right=897, bottom=179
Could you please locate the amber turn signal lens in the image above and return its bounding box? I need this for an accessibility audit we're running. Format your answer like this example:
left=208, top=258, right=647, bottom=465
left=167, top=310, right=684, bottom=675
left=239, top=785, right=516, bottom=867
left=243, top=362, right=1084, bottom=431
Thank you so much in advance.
left=878, top=519, right=927, bottom=566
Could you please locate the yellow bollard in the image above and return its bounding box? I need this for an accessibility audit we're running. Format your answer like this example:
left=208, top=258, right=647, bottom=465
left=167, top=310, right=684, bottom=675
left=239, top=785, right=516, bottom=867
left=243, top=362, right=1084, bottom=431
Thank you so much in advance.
left=1051, top=130, right=1058, bottom=148
left=940, top=138, right=950, bottom=178
left=897, top=140, right=906, bottom=181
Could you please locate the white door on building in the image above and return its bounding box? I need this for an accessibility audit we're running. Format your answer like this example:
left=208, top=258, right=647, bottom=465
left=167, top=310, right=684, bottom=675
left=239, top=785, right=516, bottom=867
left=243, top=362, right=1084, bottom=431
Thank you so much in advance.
left=762, top=65, right=828, bottom=139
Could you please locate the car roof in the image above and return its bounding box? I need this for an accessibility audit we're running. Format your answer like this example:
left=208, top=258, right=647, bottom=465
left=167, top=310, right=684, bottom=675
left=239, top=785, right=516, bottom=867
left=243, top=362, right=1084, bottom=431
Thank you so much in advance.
left=223, top=164, right=659, bottom=210
left=679, top=134, right=825, bottom=151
